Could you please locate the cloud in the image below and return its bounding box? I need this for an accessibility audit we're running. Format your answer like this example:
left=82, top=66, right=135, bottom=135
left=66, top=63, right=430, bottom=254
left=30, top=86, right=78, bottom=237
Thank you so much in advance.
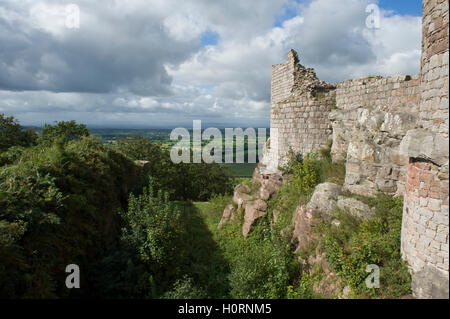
left=0, top=0, right=421, bottom=128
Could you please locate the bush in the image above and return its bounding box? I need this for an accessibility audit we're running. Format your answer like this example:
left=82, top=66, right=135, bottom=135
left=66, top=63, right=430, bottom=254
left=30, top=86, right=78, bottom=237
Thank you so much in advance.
left=0, top=146, right=27, bottom=166
left=317, top=193, right=411, bottom=298
left=122, top=185, right=183, bottom=277
left=0, top=113, right=37, bottom=153
left=38, top=121, right=90, bottom=146
left=162, top=276, right=208, bottom=299
left=0, top=136, right=141, bottom=298
left=291, top=153, right=320, bottom=192
left=116, top=136, right=234, bottom=201
left=227, top=241, right=292, bottom=298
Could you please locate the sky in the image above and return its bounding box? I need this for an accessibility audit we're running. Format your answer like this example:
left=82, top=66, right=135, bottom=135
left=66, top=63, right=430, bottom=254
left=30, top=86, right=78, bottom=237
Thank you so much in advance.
left=0, top=0, right=423, bottom=128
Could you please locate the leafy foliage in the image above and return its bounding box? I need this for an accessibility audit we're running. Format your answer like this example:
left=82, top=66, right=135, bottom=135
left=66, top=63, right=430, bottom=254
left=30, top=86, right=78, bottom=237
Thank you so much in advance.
left=38, top=120, right=90, bottom=146
left=115, top=136, right=234, bottom=201
left=0, top=136, right=140, bottom=298
left=0, top=113, right=37, bottom=153
left=95, top=187, right=230, bottom=298
left=314, top=193, right=411, bottom=298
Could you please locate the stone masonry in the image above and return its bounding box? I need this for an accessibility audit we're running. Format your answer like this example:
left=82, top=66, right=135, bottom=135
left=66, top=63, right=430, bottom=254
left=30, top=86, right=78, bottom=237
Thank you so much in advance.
left=259, top=0, right=449, bottom=298
left=267, top=50, right=335, bottom=170
left=400, top=0, right=449, bottom=299
left=331, top=75, right=421, bottom=197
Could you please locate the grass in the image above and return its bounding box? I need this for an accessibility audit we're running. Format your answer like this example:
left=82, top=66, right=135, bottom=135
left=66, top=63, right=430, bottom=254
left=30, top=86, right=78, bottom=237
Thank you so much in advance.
left=302, top=193, right=412, bottom=299
left=223, top=163, right=257, bottom=178
left=184, top=149, right=409, bottom=300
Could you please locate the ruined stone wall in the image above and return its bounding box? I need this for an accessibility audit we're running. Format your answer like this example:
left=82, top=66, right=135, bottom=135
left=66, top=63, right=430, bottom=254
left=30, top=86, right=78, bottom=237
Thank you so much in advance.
left=336, top=75, right=421, bottom=112
left=400, top=0, right=449, bottom=299
left=330, top=75, right=421, bottom=197
left=263, top=1, right=448, bottom=297
left=418, top=0, right=449, bottom=136
left=401, top=158, right=449, bottom=298
left=265, top=50, right=335, bottom=171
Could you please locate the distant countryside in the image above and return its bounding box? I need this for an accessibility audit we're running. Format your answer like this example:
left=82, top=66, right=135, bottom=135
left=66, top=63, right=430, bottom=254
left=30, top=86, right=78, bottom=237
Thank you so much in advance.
left=89, top=128, right=263, bottom=179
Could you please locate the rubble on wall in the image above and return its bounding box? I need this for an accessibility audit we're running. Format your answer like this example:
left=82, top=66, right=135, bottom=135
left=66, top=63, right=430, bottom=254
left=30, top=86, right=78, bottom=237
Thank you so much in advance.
left=219, top=0, right=448, bottom=297
left=270, top=50, right=336, bottom=167
left=400, top=0, right=449, bottom=299
left=331, top=75, right=421, bottom=197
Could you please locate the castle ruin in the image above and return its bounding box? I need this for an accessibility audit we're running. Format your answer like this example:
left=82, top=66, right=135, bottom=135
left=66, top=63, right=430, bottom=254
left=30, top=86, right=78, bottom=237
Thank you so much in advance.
left=261, top=0, right=449, bottom=298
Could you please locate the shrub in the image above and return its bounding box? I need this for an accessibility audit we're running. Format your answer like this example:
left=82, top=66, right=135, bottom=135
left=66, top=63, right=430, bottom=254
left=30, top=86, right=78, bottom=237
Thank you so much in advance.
left=291, top=153, right=320, bottom=192
left=317, top=193, right=411, bottom=298
left=227, top=236, right=292, bottom=299
left=0, top=136, right=140, bottom=298
left=38, top=120, right=90, bottom=146
left=116, top=136, right=234, bottom=201
left=0, top=113, right=37, bottom=153
left=162, top=276, right=208, bottom=299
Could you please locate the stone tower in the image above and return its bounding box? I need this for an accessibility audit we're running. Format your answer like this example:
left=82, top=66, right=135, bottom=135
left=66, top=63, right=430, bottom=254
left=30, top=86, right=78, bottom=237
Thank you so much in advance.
left=400, top=0, right=449, bottom=298
left=266, top=49, right=336, bottom=170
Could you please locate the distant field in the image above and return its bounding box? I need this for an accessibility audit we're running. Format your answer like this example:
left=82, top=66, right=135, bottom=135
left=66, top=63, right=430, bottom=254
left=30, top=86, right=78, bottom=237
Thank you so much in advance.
left=91, top=129, right=261, bottom=179
left=223, top=163, right=257, bottom=178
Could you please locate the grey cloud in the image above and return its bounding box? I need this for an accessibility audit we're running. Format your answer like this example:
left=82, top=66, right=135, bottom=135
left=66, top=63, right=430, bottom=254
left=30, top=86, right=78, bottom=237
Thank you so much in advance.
left=0, top=0, right=200, bottom=95
left=0, top=0, right=421, bottom=128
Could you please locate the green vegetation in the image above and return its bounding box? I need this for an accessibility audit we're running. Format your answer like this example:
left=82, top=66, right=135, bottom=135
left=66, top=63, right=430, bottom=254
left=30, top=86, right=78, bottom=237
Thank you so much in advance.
left=0, top=114, right=37, bottom=153
left=38, top=121, right=90, bottom=146
left=0, top=135, right=140, bottom=298
left=311, top=193, right=411, bottom=298
left=193, top=197, right=296, bottom=299
left=0, top=114, right=233, bottom=298
left=0, top=113, right=410, bottom=299
left=115, top=136, right=234, bottom=201
left=223, top=163, right=257, bottom=178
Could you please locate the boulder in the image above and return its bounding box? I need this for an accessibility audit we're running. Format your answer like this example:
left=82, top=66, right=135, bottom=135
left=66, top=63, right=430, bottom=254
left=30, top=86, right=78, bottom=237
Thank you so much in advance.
left=232, top=184, right=252, bottom=210
left=259, top=187, right=272, bottom=201
left=242, top=200, right=267, bottom=237
left=218, top=204, right=236, bottom=229
left=258, top=173, right=283, bottom=200
left=291, top=205, right=321, bottom=252
left=253, top=199, right=268, bottom=212
left=399, top=129, right=449, bottom=166
left=251, top=164, right=263, bottom=186
left=337, top=196, right=375, bottom=220
left=306, top=183, right=342, bottom=213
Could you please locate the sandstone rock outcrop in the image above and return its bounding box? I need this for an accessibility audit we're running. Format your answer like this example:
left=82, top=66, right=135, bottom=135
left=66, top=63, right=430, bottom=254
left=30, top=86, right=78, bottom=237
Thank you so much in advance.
left=336, top=196, right=375, bottom=220
left=232, top=184, right=253, bottom=210
left=291, top=205, right=321, bottom=252
left=242, top=199, right=268, bottom=237
left=258, top=173, right=283, bottom=201
left=218, top=204, right=236, bottom=229
left=306, top=182, right=342, bottom=213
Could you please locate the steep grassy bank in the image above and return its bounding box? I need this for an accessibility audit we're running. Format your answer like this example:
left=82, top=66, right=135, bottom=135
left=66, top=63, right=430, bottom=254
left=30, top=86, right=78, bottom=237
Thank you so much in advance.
left=197, top=151, right=411, bottom=299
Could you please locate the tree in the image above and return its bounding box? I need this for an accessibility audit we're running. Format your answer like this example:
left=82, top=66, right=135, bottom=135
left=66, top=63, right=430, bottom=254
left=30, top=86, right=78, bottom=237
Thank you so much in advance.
left=0, top=113, right=37, bottom=152
left=115, top=136, right=234, bottom=201
left=38, top=120, right=90, bottom=146
left=0, top=136, right=141, bottom=298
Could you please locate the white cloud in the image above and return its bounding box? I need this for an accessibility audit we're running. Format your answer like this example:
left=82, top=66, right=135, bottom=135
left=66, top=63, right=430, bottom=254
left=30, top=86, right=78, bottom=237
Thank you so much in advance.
left=0, top=0, right=421, bottom=127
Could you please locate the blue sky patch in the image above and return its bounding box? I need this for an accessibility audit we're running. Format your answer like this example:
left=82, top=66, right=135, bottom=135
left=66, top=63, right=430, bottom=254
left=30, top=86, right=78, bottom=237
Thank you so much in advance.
left=378, top=0, right=422, bottom=16
left=273, top=5, right=298, bottom=27
left=200, top=30, right=219, bottom=46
